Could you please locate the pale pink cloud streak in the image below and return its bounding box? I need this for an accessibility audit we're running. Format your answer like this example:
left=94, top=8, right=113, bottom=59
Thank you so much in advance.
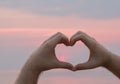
left=0, top=70, right=119, bottom=84
left=39, top=76, right=120, bottom=84
left=0, top=8, right=120, bottom=42
left=0, top=7, right=120, bottom=30
left=0, top=28, right=120, bottom=47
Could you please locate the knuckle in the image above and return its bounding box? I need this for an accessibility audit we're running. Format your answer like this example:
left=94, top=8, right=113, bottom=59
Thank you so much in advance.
left=78, top=33, right=85, bottom=39
left=57, top=32, right=64, bottom=38
left=76, top=31, right=85, bottom=37
left=92, top=37, right=97, bottom=42
left=43, top=42, right=52, bottom=48
left=77, top=31, right=84, bottom=34
left=58, top=32, right=66, bottom=39
left=57, top=32, right=62, bottom=35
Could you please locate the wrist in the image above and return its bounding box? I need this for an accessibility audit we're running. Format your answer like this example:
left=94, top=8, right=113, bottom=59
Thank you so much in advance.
left=102, top=52, right=117, bottom=69
left=24, top=58, right=44, bottom=73
left=25, top=53, right=47, bottom=72
left=102, top=52, right=113, bottom=68
left=16, top=62, right=43, bottom=84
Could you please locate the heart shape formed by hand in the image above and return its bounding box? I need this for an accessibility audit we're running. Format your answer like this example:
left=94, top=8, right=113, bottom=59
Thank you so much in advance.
left=16, top=31, right=115, bottom=84
left=55, top=31, right=108, bottom=71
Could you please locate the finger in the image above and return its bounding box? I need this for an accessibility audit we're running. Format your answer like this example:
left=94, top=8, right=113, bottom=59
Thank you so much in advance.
left=50, top=32, right=70, bottom=47
left=56, top=61, right=74, bottom=71
left=70, top=31, right=97, bottom=50
left=75, top=61, right=97, bottom=70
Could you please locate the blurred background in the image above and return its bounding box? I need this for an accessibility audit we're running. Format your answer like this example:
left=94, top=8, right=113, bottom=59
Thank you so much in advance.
left=0, top=0, right=120, bottom=84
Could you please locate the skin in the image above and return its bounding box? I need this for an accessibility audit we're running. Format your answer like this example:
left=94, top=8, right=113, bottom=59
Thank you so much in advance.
left=70, top=31, right=120, bottom=78
left=16, top=31, right=120, bottom=84
left=15, top=32, right=73, bottom=84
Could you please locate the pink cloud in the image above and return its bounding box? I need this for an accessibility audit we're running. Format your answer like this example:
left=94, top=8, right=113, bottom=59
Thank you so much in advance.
left=0, top=70, right=119, bottom=84
left=0, top=28, right=120, bottom=47
left=0, top=7, right=120, bottom=30
left=39, top=76, right=120, bottom=84
left=0, top=8, right=120, bottom=46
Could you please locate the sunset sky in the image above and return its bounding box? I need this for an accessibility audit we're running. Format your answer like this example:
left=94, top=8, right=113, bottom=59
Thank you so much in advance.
left=0, top=0, right=120, bottom=84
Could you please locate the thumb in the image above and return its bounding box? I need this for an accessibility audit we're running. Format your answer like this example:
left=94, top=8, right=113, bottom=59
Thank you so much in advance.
left=57, top=61, right=74, bottom=71
left=75, top=61, right=96, bottom=70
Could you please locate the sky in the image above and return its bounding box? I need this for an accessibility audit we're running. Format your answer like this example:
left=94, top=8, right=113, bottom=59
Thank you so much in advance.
left=0, top=0, right=120, bottom=84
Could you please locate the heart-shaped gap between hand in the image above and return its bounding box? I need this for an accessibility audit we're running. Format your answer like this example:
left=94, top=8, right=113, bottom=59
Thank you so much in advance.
left=56, top=41, right=90, bottom=66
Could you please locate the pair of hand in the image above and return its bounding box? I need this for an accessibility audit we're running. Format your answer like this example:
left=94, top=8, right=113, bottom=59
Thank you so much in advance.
left=29, top=31, right=111, bottom=72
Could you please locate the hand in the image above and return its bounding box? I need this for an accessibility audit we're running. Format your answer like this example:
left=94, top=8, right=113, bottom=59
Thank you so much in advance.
left=26, top=32, right=73, bottom=72
left=70, top=31, right=111, bottom=70
left=16, top=31, right=120, bottom=84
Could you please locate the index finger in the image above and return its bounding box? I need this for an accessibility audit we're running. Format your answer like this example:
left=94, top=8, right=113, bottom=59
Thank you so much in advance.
left=70, top=31, right=97, bottom=50
left=44, top=32, right=70, bottom=48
